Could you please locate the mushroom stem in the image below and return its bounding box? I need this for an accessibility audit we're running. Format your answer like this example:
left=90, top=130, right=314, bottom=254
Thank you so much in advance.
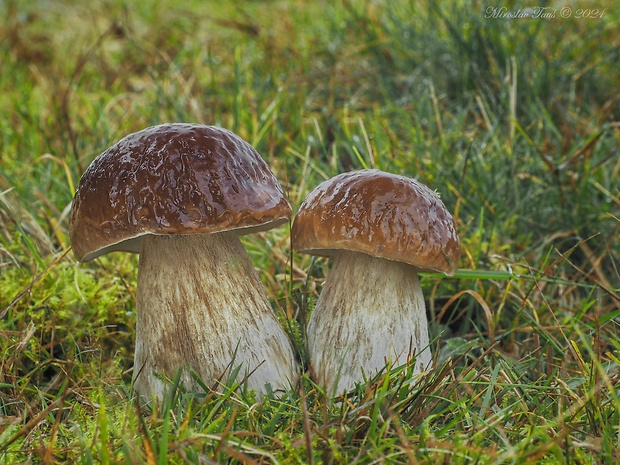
left=133, top=233, right=298, bottom=399
left=308, top=250, right=432, bottom=396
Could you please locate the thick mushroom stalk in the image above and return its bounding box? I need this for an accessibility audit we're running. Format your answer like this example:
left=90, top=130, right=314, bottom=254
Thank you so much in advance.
left=308, top=251, right=431, bottom=396
left=134, top=233, right=297, bottom=399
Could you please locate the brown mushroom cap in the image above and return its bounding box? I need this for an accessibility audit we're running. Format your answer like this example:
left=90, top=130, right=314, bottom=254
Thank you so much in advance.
left=71, top=123, right=291, bottom=262
left=291, top=169, right=461, bottom=275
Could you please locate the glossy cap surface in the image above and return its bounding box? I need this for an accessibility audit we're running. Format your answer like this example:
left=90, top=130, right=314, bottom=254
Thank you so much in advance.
left=291, top=169, right=460, bottom=275
left=71, top=123, right=291, bottom=261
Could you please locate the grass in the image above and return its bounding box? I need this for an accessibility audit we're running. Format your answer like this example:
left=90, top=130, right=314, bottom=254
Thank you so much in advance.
left=1, top=0, right=619, bottom=462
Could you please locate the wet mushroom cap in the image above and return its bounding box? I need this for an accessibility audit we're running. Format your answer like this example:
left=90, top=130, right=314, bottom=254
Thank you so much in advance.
left=70, top=123, right=292, bottom=262
left=291, top=169, right=460, bottom=275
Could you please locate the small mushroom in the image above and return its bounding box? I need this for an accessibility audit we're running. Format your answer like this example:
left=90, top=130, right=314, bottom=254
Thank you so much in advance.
left=71, top=123, right=299, bottom=400
left=292, top=169, right=460, bottom=395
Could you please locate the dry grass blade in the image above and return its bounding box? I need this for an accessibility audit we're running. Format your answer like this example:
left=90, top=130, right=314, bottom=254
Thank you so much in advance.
left=1, top=384, right=70, bottom=451
left=437, top=289, right=496, bottom=344
left=298, top=381, right=314, bottom=465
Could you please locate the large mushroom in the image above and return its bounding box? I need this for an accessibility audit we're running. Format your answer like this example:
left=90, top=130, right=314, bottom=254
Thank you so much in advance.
left=71, top=123, right=299, bottom=400
left=291, top=169, right=460, bottom=396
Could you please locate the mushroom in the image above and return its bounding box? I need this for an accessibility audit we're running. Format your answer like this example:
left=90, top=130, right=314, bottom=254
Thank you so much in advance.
left=291, top=169, right=460, bottom=396
left=70, top=123, right=299, bottom=400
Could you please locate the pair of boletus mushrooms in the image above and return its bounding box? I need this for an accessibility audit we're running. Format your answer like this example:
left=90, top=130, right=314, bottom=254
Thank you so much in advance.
left=70, top=123, right=460, bottom=401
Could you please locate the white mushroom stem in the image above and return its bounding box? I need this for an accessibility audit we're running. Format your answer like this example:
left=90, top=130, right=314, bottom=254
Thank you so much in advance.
left=308, top=250, right=432, bottom=396
left=133, top=233, right=298, bottom=400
